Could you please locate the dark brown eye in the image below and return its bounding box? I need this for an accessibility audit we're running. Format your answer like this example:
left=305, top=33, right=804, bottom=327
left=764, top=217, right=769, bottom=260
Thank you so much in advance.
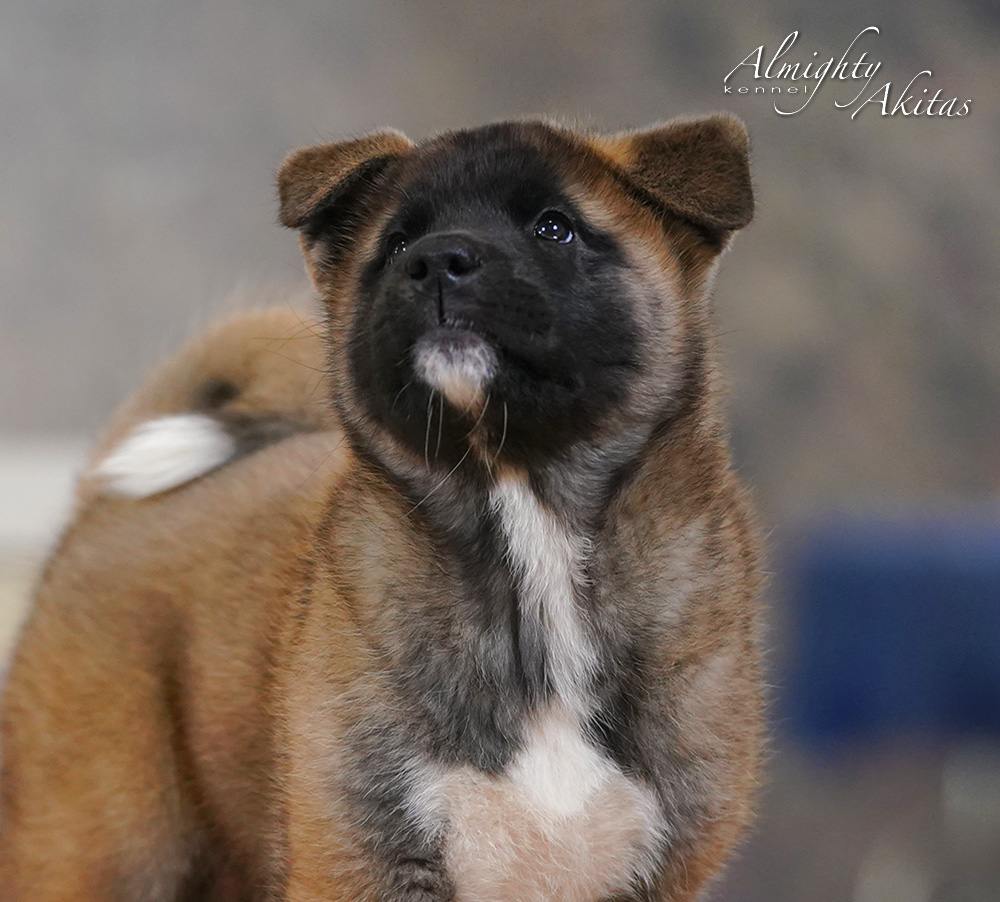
left=533, top=211, right=574, bottom=244
left=387, top=233, right=408, bottom=260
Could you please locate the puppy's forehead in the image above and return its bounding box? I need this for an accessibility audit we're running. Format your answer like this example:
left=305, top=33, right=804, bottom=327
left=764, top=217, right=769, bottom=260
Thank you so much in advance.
left=390, top=122, right=590, bottom=222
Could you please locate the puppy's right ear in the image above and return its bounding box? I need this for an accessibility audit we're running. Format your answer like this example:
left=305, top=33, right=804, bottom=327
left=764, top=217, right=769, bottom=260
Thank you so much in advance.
left=277, top=131, right=414, bottom=272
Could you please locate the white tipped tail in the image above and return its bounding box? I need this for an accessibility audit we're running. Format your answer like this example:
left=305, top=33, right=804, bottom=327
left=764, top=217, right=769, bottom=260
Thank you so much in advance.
left=95, top=414, right=235, bottom=499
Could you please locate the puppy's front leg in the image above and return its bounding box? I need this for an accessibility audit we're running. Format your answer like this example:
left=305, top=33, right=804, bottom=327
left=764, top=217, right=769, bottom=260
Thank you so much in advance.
left=277, top=630, right=455, bottom=902
left=282, top=731, right=456, bottom=902
left=336, top=720, right=458, bottom=902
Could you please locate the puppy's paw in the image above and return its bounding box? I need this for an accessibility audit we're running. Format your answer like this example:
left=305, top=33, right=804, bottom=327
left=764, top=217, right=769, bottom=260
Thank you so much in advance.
left=383, top=857, right=456, bottom=902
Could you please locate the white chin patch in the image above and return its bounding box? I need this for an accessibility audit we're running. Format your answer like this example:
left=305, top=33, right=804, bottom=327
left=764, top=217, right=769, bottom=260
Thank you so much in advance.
left=414, top=334, right=497, bottom=412
left=95, top=413, right=235, bottom=499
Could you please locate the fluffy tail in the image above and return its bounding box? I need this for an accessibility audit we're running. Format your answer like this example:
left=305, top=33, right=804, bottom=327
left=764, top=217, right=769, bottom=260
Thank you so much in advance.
left=83, top=307, right=336, bottom=501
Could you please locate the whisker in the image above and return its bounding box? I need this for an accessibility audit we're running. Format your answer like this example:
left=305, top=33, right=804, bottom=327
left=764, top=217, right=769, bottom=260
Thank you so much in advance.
left=294, top=432, right=347, bottom=493
left=465, top=392, right=491, bottom=440
left=424, top=390, right=435, bottom=468
left=304, top=369, right=328, bottom=404
left=391, top=381, right=413, bottom=414
left=408, top=442, right=474, bottom=516
left=282, top=307, right=324, bottom=340
left=491, top=401, right=508, bottom=470
left=260, top=348, right=329, bottom=374
left=435, top=392, right=444, bottom=461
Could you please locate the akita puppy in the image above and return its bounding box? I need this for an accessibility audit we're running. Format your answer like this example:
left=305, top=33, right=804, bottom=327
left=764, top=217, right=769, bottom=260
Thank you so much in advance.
left=0, top=116, right=764, bottom=902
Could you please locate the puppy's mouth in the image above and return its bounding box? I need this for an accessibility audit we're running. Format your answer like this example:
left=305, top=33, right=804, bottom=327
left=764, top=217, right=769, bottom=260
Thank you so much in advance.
left=413, top=326, right=497, bottom=414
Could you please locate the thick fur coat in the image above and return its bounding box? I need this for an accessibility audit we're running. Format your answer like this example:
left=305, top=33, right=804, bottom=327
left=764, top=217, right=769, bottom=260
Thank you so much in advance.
left=0, top=116, right=764, bottom=902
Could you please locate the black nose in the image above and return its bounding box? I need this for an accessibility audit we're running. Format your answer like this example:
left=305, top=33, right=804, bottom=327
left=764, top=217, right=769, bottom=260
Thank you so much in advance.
left=406, top=233, right=483, bottom=283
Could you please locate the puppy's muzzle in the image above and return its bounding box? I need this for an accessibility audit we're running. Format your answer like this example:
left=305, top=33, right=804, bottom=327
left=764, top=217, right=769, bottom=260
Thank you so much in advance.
left=405, top=232, right=484, bottom=326
left=404, top=231, right=553, bottom=343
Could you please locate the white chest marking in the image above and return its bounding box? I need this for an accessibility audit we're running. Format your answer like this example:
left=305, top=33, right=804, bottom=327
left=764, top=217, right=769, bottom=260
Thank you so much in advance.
left=406, top=478, right=664, bottom=901
left=410, top=703, right=665, bottom=902
left=489, top=477, right=594, bottom=708
left=508, top=700, right=625, bottom=817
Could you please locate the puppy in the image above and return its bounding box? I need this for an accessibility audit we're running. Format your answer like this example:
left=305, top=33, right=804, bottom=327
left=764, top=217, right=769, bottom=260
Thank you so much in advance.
left=0, top=115, right=764, bottom=902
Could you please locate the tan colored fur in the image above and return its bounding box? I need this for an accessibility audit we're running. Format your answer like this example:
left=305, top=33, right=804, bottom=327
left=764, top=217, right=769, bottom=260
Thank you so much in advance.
left=0, top=310, right=350, bottom=898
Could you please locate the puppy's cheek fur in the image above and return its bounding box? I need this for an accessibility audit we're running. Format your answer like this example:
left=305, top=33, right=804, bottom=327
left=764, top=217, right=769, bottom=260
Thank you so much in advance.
left=568, top=189, right=695, bottom=425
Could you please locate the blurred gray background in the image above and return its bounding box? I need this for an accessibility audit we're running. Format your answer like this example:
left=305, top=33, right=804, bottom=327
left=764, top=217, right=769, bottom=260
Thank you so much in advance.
left=2, top=1, right=999, bottom=900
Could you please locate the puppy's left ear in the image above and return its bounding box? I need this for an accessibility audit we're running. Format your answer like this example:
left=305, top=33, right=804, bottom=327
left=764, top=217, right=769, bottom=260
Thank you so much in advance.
left=598, top=114, right=753, bottom=239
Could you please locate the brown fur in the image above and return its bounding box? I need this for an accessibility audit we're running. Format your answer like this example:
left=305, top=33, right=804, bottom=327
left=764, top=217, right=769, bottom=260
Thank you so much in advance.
left=0, top=117, right=764, bottom=902
left=1, top=309, right=349, bottom=899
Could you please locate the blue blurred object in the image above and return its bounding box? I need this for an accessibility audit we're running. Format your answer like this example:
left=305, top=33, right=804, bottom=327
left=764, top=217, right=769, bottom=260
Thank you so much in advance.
left=782, top=515, right=1000, bottom=747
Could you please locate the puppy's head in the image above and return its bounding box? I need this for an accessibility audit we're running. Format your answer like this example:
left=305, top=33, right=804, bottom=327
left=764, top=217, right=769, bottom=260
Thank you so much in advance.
left=278, top=117, right=752, bottom=484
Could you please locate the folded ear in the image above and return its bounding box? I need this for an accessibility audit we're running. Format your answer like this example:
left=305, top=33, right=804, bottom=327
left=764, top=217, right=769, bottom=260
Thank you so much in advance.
left=597, top=114, right=753, bottom=236
left=277, top=130, right=414, bottom=231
